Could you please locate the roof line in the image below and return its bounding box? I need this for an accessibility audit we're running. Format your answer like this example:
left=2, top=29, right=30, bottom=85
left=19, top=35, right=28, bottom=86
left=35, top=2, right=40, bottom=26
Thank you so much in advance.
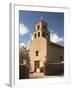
left=48, top=41, right=64, bottom=48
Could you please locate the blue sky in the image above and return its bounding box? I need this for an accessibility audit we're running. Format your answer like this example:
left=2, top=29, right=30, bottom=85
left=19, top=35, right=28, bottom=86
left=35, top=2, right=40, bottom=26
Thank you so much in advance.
left=19, top=10, right=64, bottom=46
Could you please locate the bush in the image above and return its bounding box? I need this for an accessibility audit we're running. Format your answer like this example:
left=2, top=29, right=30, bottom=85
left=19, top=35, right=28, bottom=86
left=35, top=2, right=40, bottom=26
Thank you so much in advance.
left=19, top=65, right=29, bottom=79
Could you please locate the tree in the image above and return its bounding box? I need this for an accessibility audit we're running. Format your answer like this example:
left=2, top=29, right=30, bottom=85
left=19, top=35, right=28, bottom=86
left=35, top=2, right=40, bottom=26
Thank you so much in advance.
left=19, top=46, right=29, bottom=65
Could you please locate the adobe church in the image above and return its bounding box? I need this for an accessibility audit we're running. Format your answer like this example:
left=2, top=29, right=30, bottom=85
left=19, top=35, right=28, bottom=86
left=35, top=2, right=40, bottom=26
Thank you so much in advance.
left=29, top=18, right=64, bottom=73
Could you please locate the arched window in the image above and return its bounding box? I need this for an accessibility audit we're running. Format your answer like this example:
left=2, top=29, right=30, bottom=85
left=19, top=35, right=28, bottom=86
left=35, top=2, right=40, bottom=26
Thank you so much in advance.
left=47, top=33, right=49, bottom=38
left=38, top=32, right=40, bottom=37
left=42, top=32, right=45, bottom=37
left=35, top=33, right=36, bottom=38
left=36, top=51, right=39, bottom=56
left=37, top=25, right=40, bottom=29
left=43, top=25, right=46, bottom=29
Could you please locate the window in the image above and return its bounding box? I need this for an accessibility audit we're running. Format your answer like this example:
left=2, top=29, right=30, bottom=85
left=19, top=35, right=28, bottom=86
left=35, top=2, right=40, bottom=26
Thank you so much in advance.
left=42, top=32, right=45, bottom=37
left=36, top=51, right=39, bottom=56
left=60, top=56, right=63, bottom=61
left=47, top=33, right=48, bottom=36
left=37, top=25, right=40, bottom=29
left=43, top=25, right=46, bottom=28
left=38, top=32, right=40, bottom=37
left=60, top=56, right=62, bottom=59
left=47, top=33, right=49, bottom=38
left=35, top=33, right=36, bottom=38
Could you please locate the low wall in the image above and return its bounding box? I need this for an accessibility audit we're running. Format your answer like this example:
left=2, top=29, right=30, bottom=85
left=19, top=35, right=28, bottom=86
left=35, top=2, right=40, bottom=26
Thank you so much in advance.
left=19, top=65, right=29, bottom=79
left=44, top=63, right=64, bottom=76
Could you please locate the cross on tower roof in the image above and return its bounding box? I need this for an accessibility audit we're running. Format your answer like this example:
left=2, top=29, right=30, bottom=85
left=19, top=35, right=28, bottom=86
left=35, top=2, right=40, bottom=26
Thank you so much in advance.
left=40, top=16, right=43, bottom=20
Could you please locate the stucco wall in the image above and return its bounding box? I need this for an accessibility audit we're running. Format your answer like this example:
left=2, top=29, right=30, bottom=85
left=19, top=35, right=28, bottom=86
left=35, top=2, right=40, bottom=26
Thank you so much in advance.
left=47, top=43, right=64, bottom=63
left=29, top=35, right=47, bottom=72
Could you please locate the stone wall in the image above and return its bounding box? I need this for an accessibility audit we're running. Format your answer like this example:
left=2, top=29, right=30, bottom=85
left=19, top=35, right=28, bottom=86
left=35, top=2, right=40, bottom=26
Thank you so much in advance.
left=44, top=63, right=64, bottom=76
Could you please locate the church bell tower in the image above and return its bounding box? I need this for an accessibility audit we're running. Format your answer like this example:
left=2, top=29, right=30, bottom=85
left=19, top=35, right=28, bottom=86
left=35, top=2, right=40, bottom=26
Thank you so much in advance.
left=29, top=17, right=50, bottom=73
left=34, top=17, right=50, bottom=41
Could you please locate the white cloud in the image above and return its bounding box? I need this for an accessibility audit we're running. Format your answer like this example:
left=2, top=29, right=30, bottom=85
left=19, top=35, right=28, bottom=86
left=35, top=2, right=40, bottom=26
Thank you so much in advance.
left=50, top=32, right=64, bottom=46
left=20, top=33, right=33, bottom=50
left=30, top=33, right=33, bottom=41
left=20, top=42, right=26, bottom=47
left=20, top=41, right=31, bottom=50
left=20, top=23, right=29, bottom=35
left=50, top=30, right=54, bottom=33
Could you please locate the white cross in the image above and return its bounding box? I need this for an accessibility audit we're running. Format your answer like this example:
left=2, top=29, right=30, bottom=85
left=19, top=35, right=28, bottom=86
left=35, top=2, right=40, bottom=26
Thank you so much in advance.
left=41, top=16, right=43, bottom=20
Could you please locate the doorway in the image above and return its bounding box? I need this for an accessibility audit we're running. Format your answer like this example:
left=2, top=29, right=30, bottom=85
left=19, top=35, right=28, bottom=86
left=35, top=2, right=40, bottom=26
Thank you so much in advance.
left=34, top=61, right=40, bottom=72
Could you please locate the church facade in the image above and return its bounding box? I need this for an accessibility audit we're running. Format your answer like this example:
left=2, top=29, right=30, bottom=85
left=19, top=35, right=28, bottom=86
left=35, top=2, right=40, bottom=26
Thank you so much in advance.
left=29, top=18, right=64, bottom=73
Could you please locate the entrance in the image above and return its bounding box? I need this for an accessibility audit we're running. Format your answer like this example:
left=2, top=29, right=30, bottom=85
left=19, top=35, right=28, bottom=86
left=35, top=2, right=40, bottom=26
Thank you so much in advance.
left=34, top=61, right=40, bottom=72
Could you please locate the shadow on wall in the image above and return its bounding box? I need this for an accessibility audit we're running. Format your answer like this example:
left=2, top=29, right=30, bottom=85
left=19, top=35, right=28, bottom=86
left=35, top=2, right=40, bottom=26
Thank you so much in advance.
left=44, top=63, right=64, bottom=76
left=19, top=65, right=29, bottom=79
